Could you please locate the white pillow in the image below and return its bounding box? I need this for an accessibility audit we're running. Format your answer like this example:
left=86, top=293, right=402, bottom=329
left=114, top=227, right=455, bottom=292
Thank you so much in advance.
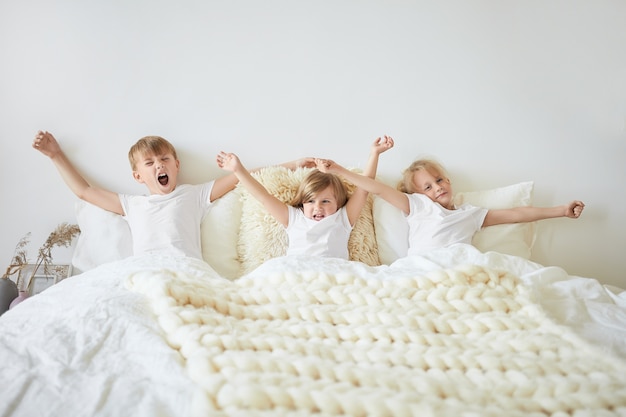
left=72, top=191, right=243, bottom=279
left=372, top=197, right=409, bottom=265
left=201, top=189, right=242, bottom=280
left=456, top=181, right=535, bottom=258
left=373, top=181, right=535, bottom=264
left=72, top=200, right=133, bottom=274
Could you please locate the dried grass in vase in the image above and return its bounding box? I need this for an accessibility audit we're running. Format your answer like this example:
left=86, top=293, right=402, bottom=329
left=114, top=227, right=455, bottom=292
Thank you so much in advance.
left=3, top=223, right=81, bottom=292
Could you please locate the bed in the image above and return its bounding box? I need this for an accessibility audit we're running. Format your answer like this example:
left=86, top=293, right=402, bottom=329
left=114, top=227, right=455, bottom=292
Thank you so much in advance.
left=1, top=166, right=625, bottom=417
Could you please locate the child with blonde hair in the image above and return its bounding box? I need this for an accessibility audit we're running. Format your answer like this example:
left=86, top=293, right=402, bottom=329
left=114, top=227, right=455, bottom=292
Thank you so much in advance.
left=317, top=154, right=585, bottom=256
left=216, top=136, right=394, bottom=258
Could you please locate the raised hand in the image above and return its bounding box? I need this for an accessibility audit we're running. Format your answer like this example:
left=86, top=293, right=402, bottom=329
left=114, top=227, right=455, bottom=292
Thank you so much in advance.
left=566, top=200, right=585, bottom=219
left=372, top=135, right=394, bottom=155
left=32, top=130, right=62, bottom=158
left=216, top=151, right=241, bottom=172
left=315, top=158, right=337, bottom=173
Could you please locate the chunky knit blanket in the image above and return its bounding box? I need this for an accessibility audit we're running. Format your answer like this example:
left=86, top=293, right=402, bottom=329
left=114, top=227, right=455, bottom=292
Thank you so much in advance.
left=128, top=256, right=626, bottom=416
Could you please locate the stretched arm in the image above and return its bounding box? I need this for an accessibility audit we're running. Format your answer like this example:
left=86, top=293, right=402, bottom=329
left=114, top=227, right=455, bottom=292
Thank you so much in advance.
left=342, top=136, right=394, bottom=226
left=317, top=157, right=410, bottom=216
left=32, top=131, right=123, bottom=215
left=210, top=173, right=239, bottom=202
left=483, top=200, right=585, bottom=227
left=280, top=157, right=317, bottom=170
left=216, top=152, right=289, bottom=226
left=210, top=157, right=316, bottom=202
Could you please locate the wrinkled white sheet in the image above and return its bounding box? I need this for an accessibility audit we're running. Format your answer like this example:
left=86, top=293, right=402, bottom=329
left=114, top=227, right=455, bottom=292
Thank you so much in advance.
left=0, top=244, right=624, bottom=417
left=0, top=255, right=208, bottom=417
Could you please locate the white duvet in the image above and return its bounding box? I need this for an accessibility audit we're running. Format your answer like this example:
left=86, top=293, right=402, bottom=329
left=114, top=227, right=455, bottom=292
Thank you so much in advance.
left=1, top=244, right=625, bottom=417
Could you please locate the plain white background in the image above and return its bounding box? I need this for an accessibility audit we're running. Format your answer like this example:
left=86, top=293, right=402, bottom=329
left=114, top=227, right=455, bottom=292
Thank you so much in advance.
left=1, top=1, right=624, bottom=287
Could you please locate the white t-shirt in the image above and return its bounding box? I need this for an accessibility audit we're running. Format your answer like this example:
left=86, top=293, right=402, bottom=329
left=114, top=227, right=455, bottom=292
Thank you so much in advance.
left=406, top=193, right=488, bottom=256
left=119, top=182, right=215, bottom=260
left=285, top=206, right=352, bottom=259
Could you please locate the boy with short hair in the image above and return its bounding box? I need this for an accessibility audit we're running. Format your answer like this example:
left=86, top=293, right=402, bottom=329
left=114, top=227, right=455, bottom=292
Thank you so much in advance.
left=33, top=130, right=311, bottom=259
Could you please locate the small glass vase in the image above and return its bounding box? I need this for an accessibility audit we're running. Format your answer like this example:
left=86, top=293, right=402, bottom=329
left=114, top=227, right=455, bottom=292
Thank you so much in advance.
left=9, top=290, right=29, bottom=309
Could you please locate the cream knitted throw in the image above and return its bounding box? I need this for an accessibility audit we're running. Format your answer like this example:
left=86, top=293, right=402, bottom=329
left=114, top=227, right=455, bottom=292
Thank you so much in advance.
left=128, top=261, right=626, bottom=416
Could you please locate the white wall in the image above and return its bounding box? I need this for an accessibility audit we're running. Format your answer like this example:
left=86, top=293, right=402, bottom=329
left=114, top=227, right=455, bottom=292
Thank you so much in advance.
left=1, top=1, right=625, bottom=287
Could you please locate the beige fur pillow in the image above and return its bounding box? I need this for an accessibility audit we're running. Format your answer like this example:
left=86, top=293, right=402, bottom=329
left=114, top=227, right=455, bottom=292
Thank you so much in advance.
left=237, top=166, right=380, bottom=275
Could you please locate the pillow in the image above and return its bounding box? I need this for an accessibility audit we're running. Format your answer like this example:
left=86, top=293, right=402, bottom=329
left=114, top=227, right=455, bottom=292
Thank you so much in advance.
left=201, top=189, right=242, bottom=280
left=372, top=197, right=409, bottom=265
left=455, top=181, right=535, bottom=258
left=237, top=166, right=380, bottom=275
left=373, top=181, right=535, bottom=264
left=72, top=190, right=244, bottom=278
left=72, top=200, right=133, bottom=274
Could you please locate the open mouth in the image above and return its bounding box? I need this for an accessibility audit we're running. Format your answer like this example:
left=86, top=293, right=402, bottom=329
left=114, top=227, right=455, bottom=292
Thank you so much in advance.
left=158, top=173, right=169, bottom=186
left=313, top=214, right=325, bottom=221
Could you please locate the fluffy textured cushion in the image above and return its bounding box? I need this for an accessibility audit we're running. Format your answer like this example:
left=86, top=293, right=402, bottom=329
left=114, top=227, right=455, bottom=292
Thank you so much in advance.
left=374, top=181, right=535, bottom=264
left=237, top=166, right=379, bottom=275
left=72, top=191, right=244, bottom=279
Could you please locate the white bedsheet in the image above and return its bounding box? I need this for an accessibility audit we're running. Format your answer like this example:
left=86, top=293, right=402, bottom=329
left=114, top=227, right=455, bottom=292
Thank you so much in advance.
left=0, top=244, right=624, bottom=417
left=0, top=256, right=206, bottom=417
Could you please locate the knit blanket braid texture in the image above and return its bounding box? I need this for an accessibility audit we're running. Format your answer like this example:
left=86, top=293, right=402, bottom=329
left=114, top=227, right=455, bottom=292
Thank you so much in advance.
left=128, top=262, right=626, bottom=417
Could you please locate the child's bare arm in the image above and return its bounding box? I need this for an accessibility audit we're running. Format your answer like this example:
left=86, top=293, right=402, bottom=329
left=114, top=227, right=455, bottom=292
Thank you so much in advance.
left=344, top=136, right=395, bottom=225
left=483, top=200, right=585, bottom=227
left=279, top=157, right=316, bottom=170
left=362, top=136, right=395, bottom=179
left=210, top=157, right=316, bottom=203
left=317, top=156, right=410, bottom=215
left=33, top=131, right=123, bottom=215
left=210, top=173, right=239, bottom=202
left=216, top=151, right=289, bottom=226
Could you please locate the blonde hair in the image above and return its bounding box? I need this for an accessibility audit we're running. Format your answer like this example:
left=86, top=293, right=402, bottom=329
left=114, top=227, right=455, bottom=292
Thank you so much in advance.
left=398, top=159, right=449, bottom=193
left=290, top=170, right=349, bottom=209
left=128, top=136, right=178, bottom=170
